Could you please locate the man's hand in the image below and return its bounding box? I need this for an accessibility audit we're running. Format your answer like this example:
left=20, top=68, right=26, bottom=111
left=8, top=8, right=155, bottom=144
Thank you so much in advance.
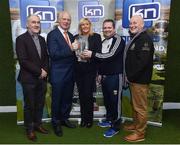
left=82, top=50, right=92, bottom=58
left=39, top=68, right=47, bottom=79
left=79, top=53, right=86, bottom=60
left=71, top=40, right=80, bottom=51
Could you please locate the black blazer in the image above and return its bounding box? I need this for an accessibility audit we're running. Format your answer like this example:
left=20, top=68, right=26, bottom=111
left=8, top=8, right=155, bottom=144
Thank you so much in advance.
left=74, top=33, right=102, bottom=75
left=16, top=31, right=49, bottom=83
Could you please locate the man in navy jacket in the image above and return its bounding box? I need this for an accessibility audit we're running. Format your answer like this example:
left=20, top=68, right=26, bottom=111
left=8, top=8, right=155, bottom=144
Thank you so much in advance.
left=47, top=11, right=76, bottom=137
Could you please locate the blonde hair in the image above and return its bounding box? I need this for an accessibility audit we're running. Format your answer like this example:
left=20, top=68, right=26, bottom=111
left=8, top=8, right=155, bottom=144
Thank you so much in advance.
left=78, top=18, right=93, bottom=36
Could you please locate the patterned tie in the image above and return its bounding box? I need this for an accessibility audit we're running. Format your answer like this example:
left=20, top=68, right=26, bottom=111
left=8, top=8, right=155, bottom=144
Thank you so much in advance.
left=64, top=31, right=70, bottom=46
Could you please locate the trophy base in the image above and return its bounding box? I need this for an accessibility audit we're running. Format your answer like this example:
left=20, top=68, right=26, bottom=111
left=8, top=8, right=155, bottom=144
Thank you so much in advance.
left=77, top=58, right=87, bottom=62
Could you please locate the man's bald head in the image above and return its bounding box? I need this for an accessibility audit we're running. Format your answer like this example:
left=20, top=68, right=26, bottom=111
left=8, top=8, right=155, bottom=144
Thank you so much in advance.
left=129, top=15, right=144, bottom=34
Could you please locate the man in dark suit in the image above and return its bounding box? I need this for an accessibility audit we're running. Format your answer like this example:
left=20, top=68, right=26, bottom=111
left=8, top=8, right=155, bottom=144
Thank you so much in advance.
left=16, top=15, right=49, bottom=141
left=47, top=11, right=76, bottom=137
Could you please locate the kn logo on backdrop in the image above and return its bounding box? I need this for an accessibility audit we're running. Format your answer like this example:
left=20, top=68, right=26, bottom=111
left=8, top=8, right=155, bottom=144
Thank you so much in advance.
left=20, top=0, right=57, bottom=29
left=82, top=5, right=104, bottom=18
left=129, top=2, right=160, bottom=21
left=27, top=5, right=56, bottom=23
left=122, top=0, right=161, bottom=28
left=78, top=0, right=104, bottom=22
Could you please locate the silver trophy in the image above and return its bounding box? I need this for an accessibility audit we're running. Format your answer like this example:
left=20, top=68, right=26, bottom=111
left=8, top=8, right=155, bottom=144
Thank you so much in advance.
left=72, top=35, right=88, bottom=62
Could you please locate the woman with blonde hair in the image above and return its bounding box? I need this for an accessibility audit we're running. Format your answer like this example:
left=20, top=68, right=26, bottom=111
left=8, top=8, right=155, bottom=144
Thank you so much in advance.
left=72, top=18, right=102, bottom=128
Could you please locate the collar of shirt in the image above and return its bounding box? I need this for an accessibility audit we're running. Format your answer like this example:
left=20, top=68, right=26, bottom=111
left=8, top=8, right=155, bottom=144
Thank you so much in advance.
left=58, top=26, right=68, bottom=35
left=102, top=38, right=113, bottom=53
left=28, top=30, right=38, bottom=37
left=58, top=26, right=70, bottom=42
left=58, top=26, right=72, bottom=46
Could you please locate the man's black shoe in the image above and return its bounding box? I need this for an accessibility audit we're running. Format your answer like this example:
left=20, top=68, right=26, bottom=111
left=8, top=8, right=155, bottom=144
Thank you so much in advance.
left=80, top=121, right=86, bottom=127
left=53, top=125, right=63, bottom=137
left=86, top=122, right=93, bottom=128
left=61, top=120, right=76, bottom=128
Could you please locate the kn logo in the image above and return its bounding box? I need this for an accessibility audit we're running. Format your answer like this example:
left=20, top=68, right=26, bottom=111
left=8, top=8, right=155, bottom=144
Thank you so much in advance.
left=27, top=5, right=57, bottom=23
left=129, top=2, right=160, bottom=21
left=82, top=5, right=104, bottom=18
left=122, top=0, right=161, bottom=28
left=78, top=1, right=104, bottom=22
left=20, top=0, right=57, bottom=29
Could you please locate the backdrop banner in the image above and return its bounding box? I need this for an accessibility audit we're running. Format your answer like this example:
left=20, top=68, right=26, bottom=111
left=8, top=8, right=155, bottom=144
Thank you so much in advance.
left=8, top=0, right=114, bottom=124
left=9, top=0, right=171, bottom=126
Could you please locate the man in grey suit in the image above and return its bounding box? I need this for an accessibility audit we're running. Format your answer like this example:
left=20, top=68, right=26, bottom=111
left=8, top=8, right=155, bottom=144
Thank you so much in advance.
left=47, top=11, right=76, bottom=137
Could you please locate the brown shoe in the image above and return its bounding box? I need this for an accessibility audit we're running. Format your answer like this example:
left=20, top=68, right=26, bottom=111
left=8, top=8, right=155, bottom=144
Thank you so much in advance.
left=35, top=126, right=49, bottom=134
left=124, top=124, right=136, bottom=131
left=27, top=131, right=37, bottom=142
left=124, top=133, right=145, bottom=142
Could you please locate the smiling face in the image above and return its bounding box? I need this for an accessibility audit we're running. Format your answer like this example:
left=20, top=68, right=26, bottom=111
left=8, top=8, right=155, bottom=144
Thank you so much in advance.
left=103, top=21, right=115, bottom=39
left=80, top=20, right=91, bottom=35
left=79, top=18, right=93, bottom=36
left=58, top=11, right=71, bottom=31
left=27, top=15, right=40, bottom=34
left=129, top=15, right=144, bottom=34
